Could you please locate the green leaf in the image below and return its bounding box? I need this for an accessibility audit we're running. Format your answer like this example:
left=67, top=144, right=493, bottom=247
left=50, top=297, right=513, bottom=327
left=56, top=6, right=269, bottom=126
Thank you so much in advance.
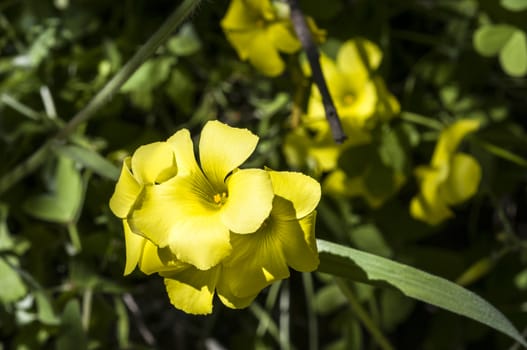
left=501, top=0, right=527, bottom=11
left=499, top=30, right=527, bottom=77
left=0, top=257, right=27, bottom=303
left=56, top=300, right=88, bottom=350
left=23, top=156, right=83, bottom=223
left=55, top=144, right=119, bottom=180
left=35, top=291, right=60, bottom=325
left=473, top=24, right=515, bottom=57
left=120, top=56, right=175, bottom=92
left=317, top=239, right=527, bottom=346
left=167, top=23, right=202, bottom=56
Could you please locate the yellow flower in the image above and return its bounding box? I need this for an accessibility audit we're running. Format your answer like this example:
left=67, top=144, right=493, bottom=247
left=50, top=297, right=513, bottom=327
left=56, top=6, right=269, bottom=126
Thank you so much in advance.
left=283, top=38, right=401, bottom=206
left=161, top=170, right=321, bottom=314
left=303, top=38, right=400, bottom=137
left=410, top=119, right=481, bottom=225
left=285, top=38, right=400, bottom=174
left=129, top=121, right=274, bottom=270
left=109, top=141, right=178, bottom=275
left=109, top=120, right=321, bottom=314
left=220, top=0, right=301, bottom=76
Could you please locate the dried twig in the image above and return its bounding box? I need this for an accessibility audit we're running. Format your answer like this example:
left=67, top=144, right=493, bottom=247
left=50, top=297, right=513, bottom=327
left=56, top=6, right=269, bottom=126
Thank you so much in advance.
left=285, top=0, right=346, bottom=143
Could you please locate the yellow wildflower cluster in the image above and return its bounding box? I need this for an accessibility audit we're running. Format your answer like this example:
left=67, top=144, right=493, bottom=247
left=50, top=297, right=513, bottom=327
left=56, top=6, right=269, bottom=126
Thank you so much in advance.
left=284, top=38, right=401, bottom=207
left=110, top=120, right=320, bottom=314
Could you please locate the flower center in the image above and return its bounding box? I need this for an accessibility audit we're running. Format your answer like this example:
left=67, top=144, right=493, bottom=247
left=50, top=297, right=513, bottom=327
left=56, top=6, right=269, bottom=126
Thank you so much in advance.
left=256, top=19, right=266, bottom=28
left=213, top=192, right=228, bottom=206
left=343, top=93, right=354, bottom=105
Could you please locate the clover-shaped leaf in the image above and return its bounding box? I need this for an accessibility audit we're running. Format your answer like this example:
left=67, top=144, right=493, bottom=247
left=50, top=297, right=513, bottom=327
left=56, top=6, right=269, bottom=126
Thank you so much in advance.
left=474, top=24, right=527, bottom=77
left=501, top=0, right=527, bottom=11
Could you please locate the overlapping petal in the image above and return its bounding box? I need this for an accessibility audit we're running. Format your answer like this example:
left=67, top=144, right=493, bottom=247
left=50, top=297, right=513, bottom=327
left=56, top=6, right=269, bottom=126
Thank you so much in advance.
left=166, top=129, right=199, bottom=175
left=131, top=142, right=177, bottom=184
left=123, top=220, right=146, bottom=275
left=221, top=169, right=273, bottom=233
left=223, top=228, right=290, bottom=298
left=268, top=171, right=321, bottom=220
left=163, top=266, right=220, bottom=315
left=199, top=120, right=259, bottom=189
left=109, top=158, right=141, bottom=218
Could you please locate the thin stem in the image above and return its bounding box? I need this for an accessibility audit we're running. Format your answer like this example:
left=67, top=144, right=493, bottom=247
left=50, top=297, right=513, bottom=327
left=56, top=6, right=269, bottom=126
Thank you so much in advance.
left=400, top=111, right=443, bottom=130
left=285, top=0, right=346, bottom=144
left=334, top=278, right=395, bottom=350
left=67, top=222, right=82, bottom=254
left=0, top=0, right=202, bottom=195
left=302, top=272, right=319, bottom=350
left=279, top=281, right=291, bottom=350
left=122, top=293, right=156, bottom=346
left=82, top=288, right=93, bottom=331
left=1, top=93, right=42, bottom=120
left=0, top=143, right=52, bottom=195
left=55, top=0, right=200, bottom=139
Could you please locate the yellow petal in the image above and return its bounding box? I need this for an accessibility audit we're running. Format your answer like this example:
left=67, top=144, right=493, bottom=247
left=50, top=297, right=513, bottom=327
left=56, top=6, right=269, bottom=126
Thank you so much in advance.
left=268, top=171, right=321, bottom=220
left=441, top=153, right=481, bottom=205
left=337, top=39, right=382, bottom=87
left=432, top=119, right=480, bottom=167
left=221, top=169, right=274, bottom=234
left=199, top=120, right=259, bottom=189
left=247, top=31, right=286, bottom=76
left=267, top=23, right=301, bottom=54
left=410, top=194, right=453, bottom=225
left=130, top=173, right=215, bottom=248
left=277, top=212, right=319, bottom=272
left=216, top=285, right=258, bottom=310
left=163, top=266, right=220, bottom=315
left=166, top=128, right=199, bottom=175
left=122, top=220, right=146, bottom=275
left=131, top=142, right=177, bottom=184
left=139, top=243, right=185, bottom=275
left=222, top=228, right=290, bottom=298
left=167, top=213, right=232, bottom=270
left=220, top=0, right=261, bottom=31
left=109, top=158, right=142, bottom=218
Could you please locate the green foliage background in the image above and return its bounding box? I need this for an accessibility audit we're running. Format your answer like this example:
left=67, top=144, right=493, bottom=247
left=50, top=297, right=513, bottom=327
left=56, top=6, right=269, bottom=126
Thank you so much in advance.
left=1, top=0, right=527, bottom=349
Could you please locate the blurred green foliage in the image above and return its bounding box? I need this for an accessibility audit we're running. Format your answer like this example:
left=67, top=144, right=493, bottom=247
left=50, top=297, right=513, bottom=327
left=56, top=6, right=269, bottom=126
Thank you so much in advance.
left=1, top=0, right=527, bottom=349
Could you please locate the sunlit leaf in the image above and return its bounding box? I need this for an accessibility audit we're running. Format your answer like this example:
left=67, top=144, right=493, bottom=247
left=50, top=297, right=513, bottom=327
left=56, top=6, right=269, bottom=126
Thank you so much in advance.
left=317, top=239, right=527, bottom=346
left=167, top=23, right=202, bottom=56
left=23, top=156, right=83, bottom=223
left=501, top=0, right=527, bottom=11
left=56, top=300, right=88, bottom=350
left=473, top=24, right=515, bottom=56
left=0, top=257, right=27, bottom=303
left=499, top=30, right=527, bottom=77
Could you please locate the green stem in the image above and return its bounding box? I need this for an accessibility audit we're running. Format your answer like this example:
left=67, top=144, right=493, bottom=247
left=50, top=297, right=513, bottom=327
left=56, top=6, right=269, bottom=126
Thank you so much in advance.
left=1, top=93, right=42, bottom=120
left=67, top=222, right=82, bottom=254
left=400, top=111, right=444, bottom=130
left=0, top=143, right=52, bottom=195
left=55, top=0, right=200, bottom=139
left=82, top=288, right=93, bottom=331
left=302, top=272, right=319, bottom=350
left=0, top=0, right=201, bottom=194
left=334, top=278, right=395, bottom=350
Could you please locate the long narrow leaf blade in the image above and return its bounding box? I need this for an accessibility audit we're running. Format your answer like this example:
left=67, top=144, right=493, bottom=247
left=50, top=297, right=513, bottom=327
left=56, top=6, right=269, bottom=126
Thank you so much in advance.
left=317, top=239, right=526, bottom=347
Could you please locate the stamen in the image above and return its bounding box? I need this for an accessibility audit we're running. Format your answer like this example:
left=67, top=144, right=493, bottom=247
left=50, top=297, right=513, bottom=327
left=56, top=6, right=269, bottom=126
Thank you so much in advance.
left=213, top=192, right=228, bottom=205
